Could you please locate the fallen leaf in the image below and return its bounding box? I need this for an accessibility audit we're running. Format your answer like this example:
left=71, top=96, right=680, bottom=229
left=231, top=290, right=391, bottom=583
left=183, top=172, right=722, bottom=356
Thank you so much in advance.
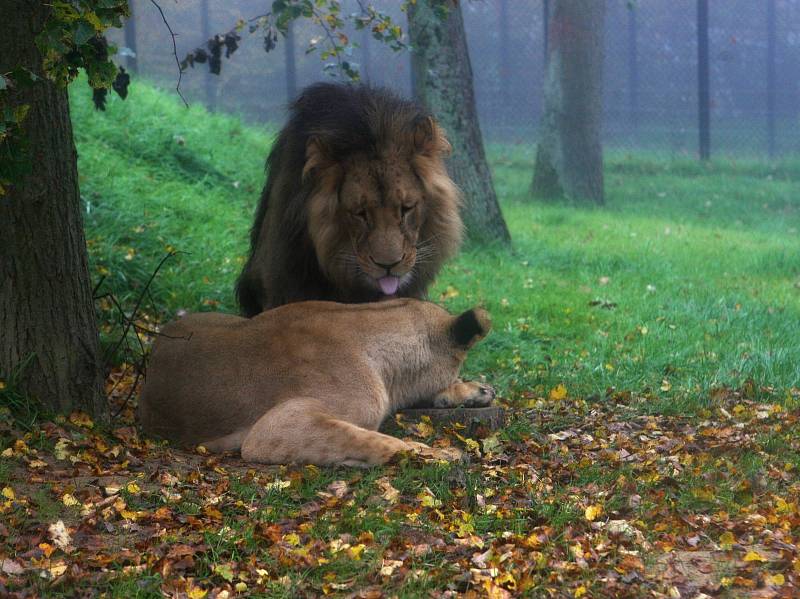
left=48, top=520, right=72, bottom=552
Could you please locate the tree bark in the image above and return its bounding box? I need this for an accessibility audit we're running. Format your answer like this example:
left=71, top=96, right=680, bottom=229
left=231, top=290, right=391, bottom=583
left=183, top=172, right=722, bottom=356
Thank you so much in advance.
left=0, top=1, right=106, bottom=418
left=531, top=0, right=606, bottom=204
left=407, top=0, right=510, bottom=245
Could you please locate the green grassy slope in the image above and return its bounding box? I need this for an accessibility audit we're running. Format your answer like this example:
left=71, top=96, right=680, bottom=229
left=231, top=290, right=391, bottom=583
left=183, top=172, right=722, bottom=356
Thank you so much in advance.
left=72, top=81, right=800, bottom=408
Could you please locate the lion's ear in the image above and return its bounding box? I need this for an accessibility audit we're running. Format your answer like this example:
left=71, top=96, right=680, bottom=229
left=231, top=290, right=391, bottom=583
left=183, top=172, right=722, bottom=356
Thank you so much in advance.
left=303, top=136, right=335, bottom=180
left=413, top=116, right=452, bottom=157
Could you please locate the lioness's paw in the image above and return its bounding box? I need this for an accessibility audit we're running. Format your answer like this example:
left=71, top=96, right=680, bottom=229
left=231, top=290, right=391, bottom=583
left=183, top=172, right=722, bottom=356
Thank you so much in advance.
left=462, top=382, right=496, bottom=408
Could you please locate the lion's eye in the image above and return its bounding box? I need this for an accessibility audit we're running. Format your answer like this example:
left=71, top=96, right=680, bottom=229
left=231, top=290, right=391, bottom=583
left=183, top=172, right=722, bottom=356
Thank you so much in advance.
left=353, top=209, right=368, bottom=222
left=401, top=204, right=416, bottom=217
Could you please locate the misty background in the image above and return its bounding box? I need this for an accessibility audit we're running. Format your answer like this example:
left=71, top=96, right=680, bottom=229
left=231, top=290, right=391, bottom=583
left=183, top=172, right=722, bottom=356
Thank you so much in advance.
left=109, top=0, right=800, bottom=159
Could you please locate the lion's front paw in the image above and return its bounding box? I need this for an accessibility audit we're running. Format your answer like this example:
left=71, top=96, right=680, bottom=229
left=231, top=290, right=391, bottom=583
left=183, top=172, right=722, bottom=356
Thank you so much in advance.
left=462, top=382, right=496, bottom=408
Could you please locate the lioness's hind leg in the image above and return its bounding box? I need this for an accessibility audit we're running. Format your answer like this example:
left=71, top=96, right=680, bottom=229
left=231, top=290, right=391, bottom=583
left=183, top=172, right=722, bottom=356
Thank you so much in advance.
left=241, top=399, right=420, bottom=466
left=432, top=381, right=496, bottom=408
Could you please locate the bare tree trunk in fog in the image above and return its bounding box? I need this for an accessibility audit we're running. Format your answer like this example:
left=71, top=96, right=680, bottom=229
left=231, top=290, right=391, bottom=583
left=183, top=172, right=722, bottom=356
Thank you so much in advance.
left=697, top=0, right=710, bottom=160
left=408, top=0, right=510, bottom=245
left=627, top=3, right=639, bottom=132
left=201, top=0, right=216, bottom=111
left=285, top=21, right=297, bottom=102
left=0, top=1, right=105, bottom=418
left=360, top=27, right=371, bottom=85
left=498, top=0, right=510, bottom=102
left=531, top=0, right=605, bottom=204
left=124, top=0, right=138, bottom=73
left=766, top=0, right=776, bottom=158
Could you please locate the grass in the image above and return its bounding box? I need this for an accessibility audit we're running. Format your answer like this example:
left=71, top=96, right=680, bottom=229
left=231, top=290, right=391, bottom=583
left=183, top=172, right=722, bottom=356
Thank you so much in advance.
left=71, top=79, right=800, bottom=408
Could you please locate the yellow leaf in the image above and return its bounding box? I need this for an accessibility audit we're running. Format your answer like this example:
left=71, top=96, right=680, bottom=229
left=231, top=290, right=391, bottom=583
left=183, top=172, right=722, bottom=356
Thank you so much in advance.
left=584, top=504, right=603, bottom=521
left=54, top=439, right=71, bottom=461
left=548, top=384, right=567, bottom=401
left=0, top=380, right=5, bottom=390
left=120, top=509, right=139, bottom=520
left=348, top=543, right=366, bottom=560
left=574, top=585, right=587, bottom=598
left=439, top=285, right=459, bottom=300
left=283, top=533, right=300, bottom=546
left=743, top=550, right=767, bottom=562
left=235, top=582, right=248, bottom=592
left=463, top=437, right=481, bottom=455
left=719, top=531, right=735, bottom=551
left=414, top=419, right=434, bottom=438
left=263, top=479, right=291, bottom=492
left=48, top=561, right=67, bottom=577
left=2, top=487, right=15, bottom=500
left=187, top=587, right=207, bottom=599
left=126, top=482, right=141, bottom=495
left=660, top=379, right=672, bottom=392
left=495, top=571, right=516, bottom=590
left=418, top=489, right=442, bottom=508
left=39, top=542, right=55, bottom=558
left=61, top=494, right=79, bottom=507
left=767, top=573, right=785, bottom=586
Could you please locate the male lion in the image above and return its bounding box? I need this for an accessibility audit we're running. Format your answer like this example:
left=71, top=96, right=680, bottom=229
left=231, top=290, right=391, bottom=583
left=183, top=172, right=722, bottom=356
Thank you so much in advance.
left=138, top=300, right=494, bottom=466
left=236, top=83, right=462, bottom=316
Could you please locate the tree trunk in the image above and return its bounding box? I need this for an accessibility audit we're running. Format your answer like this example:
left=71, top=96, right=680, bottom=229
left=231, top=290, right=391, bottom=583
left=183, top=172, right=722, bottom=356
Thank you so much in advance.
left=407, top=0, right=510, bottom=245
left=0, top=1, right=105, bottom=418
left=531, top=0, right=606, bottom=204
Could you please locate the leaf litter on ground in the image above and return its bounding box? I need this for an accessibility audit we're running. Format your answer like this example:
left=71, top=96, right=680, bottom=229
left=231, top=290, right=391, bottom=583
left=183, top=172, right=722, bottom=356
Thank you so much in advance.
left=1, top=378, right=800, bottom=597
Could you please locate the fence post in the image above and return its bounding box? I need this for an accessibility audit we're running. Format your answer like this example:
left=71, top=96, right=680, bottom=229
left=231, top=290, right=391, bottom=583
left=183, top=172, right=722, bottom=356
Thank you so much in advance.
left=285, top=21, right=297, bottom=103
left=766, top=0, right=776, bottom=158
left=124, top=0, right=138, bottom=73
left=543, top=0, right=550, bottom=58
left=627, top=1, right=639, bottom=132
left=200, top=0, right=217, bottom=111
left=697, top=0, right=710, bottom=160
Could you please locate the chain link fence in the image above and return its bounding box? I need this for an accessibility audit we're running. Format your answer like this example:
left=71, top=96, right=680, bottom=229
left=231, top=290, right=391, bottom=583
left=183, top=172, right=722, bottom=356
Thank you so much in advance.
left=112, top=0, right=800, bottom=159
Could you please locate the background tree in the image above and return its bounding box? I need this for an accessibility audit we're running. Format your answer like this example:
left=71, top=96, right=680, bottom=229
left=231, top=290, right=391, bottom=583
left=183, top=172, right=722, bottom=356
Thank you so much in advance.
left=0, top=0, right=114, bottom=417
left=407, top=0, right=510, bottom=245
left=531, top=0, right=606, bottom=204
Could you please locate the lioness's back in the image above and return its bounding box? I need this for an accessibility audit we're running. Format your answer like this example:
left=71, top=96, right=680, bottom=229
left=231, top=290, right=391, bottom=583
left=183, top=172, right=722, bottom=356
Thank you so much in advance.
left=139, top=300, right=447, bottom=445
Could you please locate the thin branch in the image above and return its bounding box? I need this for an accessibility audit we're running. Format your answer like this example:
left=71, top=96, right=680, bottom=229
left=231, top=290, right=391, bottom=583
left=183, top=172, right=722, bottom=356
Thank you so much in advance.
left=149, top=0, right=188, bottom=107
left=311, top=7, right=345, bottom=72
left=103, top=251, right=178, bottom=367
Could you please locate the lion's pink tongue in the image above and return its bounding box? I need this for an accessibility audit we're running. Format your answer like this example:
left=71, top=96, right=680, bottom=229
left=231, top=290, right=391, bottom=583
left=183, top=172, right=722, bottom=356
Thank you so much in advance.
left=378, top=276, right=399, bottom=296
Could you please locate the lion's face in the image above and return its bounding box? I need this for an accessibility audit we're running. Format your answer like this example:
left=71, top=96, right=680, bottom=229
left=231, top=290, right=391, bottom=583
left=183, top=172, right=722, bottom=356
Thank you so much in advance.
left=306, top=119, right=461, bottom=300
left=335, top=156, right=424, bottom=296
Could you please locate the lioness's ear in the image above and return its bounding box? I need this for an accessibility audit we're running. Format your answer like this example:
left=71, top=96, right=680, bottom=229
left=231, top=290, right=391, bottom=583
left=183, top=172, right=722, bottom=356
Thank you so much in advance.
left=413, top=116, right=452, bottom=157
left=450, top=308, right=491, bottom=349
left=303, top=136, right=335, bottom=180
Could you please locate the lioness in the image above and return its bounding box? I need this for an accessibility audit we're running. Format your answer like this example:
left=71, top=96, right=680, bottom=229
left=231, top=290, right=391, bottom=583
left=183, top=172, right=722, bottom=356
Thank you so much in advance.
left=139, top=300, right=494, bottom=466
left=235, top=83, right=462, bottom=316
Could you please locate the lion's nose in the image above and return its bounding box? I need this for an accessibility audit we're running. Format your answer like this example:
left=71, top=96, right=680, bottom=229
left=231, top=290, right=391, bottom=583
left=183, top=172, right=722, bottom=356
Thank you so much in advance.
left=370, top=256, right=403, bottom=271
